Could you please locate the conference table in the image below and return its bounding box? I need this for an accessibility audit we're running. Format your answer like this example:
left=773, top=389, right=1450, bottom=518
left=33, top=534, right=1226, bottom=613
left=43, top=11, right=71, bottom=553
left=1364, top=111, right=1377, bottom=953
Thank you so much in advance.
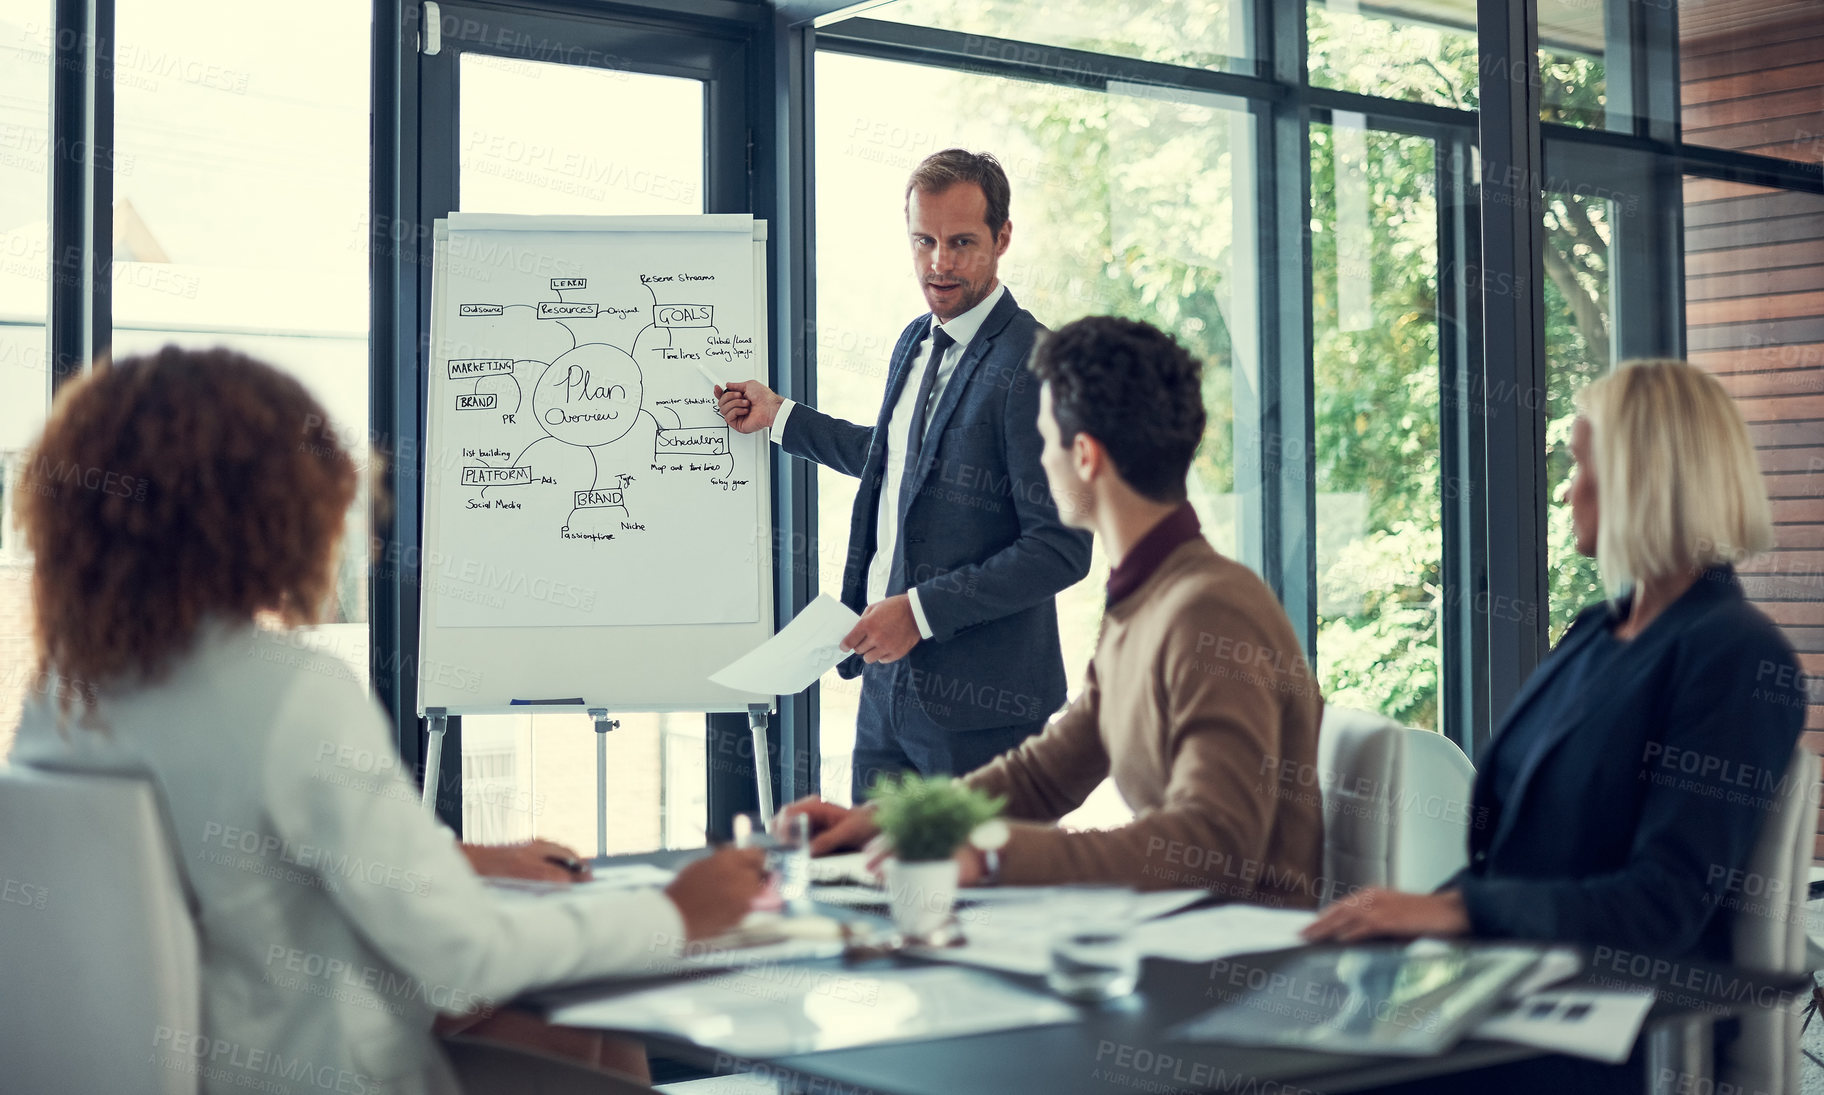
left=520, top=850, right=1809, bottom=1095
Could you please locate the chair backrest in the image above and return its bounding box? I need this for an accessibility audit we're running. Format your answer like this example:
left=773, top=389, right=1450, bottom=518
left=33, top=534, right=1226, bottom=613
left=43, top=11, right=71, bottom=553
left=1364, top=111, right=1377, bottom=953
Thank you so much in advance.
left=1719, top=741, right=1816, bottom=1095
left=0, top=763, right=200, bottom=1095
left=1316, top=707, right=1476, bottom=895
left=1729, top=741, right=1816, bottom=973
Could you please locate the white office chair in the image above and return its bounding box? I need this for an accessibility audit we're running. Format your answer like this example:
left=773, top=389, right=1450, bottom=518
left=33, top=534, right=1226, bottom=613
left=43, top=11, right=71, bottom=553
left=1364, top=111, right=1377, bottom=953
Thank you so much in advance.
left=1315, top=706, right=1477, bottom=895
left=1717, top=741, right=1817, bottom=1095
left=0, top=764, right=200, bottom=1095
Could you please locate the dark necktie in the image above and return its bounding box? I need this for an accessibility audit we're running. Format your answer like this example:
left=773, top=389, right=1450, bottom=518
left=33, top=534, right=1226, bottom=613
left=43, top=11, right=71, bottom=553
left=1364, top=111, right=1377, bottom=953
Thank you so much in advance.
left=903, top=324, right=955, bottom=471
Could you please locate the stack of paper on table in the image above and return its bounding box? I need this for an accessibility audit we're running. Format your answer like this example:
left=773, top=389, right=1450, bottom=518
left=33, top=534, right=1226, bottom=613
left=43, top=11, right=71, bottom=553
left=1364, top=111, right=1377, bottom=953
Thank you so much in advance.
left=487, top=863, right=678, bottom=896
left=809, top=851, right=876, bottom=885
left=1470, top=987, right=1657, bottom=1063
left=511, top=911, right=845, bottom=982
left=1461, top=949, right=1651, bottom=1064
left=549, top=965, right=1077, bottom=1056
left=909, top=888, right=1210, bottom=975
left=1127, top=904, right=1316, bottom=963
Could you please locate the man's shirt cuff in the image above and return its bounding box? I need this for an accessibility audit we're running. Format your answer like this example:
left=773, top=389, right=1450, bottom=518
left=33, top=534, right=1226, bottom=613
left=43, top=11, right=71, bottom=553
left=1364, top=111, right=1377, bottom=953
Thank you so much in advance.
left=769, top=399, right=796, bottom=445
left=908, top=587, right=935, bottom=640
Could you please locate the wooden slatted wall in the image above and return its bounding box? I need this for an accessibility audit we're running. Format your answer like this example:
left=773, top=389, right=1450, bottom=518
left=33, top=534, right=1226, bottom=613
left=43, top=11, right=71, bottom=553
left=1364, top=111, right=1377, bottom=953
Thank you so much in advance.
left=1680, top=14, right=1824, bottom=859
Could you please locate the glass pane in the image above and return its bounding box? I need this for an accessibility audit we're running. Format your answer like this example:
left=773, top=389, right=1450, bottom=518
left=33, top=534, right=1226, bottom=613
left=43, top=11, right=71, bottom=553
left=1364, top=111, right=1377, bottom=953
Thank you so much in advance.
left=1539, top=43, right=1608, bottom=130
left=1309, top=0, right=1607, bottom=121
left=861, top=0, right=1253, bottom=74
left=0, top=1, right=52, bottom=756
left=1311, top=118, right=1444, bottom=730
left=814, top=52, right=1255, bottom=820
left=1679, top=5, right=1824, bottom=166
left=1540, top=191, right=1613, bottom=633
left=112, top=0, right=372, bottom=680
left=460, top=54, right=702, bottom=217
left=1308, top=0, right=1478, bottom=111
left=1683, top=175, right=1824, bottom=734
left=456, top=55, right=709, bottom=854
left=461, top=712, right=707, bottom=853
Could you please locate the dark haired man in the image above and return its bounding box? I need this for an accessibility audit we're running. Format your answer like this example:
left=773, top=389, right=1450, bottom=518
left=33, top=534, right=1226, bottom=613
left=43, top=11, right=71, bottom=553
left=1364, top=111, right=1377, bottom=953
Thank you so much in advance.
left=717, top=150, right=1091, bottom=800
left=788, top=317, right=1324, bottom=903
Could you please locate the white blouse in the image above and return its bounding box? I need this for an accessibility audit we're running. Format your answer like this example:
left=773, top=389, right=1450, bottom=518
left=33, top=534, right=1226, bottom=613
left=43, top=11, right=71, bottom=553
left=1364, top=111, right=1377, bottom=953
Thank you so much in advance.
left=10, top=621, right=684, bottom=1095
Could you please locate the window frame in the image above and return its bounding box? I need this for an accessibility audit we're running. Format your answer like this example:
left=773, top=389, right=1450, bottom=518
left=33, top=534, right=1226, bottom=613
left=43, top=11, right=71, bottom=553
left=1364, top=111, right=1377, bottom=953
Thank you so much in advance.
left=379, top=0, right=772, bottom=835
left=801, top=0, right=1824, bottom=763
left=33, top=0, right=1824, bottom=823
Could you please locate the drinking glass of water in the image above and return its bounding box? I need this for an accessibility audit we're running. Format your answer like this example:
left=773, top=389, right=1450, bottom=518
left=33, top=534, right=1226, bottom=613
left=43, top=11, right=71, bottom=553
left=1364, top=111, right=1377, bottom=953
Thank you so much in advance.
left=1046, top=887, right=1139, bottom=1002
left=773, top=810, right=813, bottom=913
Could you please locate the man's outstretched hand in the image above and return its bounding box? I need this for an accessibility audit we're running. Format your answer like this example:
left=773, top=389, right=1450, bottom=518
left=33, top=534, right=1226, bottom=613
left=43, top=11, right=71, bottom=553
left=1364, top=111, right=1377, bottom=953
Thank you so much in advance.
left=714, top=380, right=784, bottom=434
left=777, top=795, right=882, bottom=856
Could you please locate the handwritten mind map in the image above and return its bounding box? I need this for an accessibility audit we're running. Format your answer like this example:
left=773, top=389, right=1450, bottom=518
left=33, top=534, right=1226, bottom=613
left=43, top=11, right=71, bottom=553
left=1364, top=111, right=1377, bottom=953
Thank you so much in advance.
left=429, top=225, right=764, bottom=629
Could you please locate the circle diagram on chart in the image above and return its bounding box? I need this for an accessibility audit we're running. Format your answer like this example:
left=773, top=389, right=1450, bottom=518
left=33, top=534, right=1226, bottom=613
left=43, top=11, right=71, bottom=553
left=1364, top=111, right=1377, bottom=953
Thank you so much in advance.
left=451, top=275, right=754, bottom=539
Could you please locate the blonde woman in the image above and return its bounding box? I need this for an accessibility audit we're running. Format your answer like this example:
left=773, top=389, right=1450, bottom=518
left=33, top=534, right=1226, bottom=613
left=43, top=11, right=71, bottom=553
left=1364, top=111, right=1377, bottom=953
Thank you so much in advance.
left=1306, top=359, right=1805, bottom=961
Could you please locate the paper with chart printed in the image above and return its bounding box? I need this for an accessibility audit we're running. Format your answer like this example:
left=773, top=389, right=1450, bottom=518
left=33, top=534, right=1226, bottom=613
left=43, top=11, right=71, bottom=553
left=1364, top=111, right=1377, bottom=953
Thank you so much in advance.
left=428, top=216, right=763, bottom=629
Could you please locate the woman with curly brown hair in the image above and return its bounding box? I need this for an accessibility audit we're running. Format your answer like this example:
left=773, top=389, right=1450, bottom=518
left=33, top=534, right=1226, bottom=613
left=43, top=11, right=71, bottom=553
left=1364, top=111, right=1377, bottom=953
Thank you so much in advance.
left=8, top=346, right=762, bottom=1095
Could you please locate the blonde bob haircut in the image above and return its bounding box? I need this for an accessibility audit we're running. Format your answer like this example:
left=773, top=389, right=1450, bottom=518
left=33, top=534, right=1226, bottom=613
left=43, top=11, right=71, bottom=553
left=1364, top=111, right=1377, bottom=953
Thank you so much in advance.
left=1574, top=358, right=1772, bottom=599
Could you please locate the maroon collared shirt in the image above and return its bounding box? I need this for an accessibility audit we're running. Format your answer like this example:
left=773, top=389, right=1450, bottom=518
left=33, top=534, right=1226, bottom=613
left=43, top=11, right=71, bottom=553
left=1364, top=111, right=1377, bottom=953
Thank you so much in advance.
left=1105, top=502, right=1202, bottom=607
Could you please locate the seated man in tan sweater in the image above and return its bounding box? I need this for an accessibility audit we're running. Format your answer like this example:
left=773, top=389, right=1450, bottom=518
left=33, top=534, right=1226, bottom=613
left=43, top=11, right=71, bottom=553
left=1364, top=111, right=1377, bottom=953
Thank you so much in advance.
left=789, top=315, right=1325, bottom=906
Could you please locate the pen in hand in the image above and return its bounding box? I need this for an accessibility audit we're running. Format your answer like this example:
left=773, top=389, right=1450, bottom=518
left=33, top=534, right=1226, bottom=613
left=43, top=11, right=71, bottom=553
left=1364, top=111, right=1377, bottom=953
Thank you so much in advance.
left=544, top=853, right=586, bottom=876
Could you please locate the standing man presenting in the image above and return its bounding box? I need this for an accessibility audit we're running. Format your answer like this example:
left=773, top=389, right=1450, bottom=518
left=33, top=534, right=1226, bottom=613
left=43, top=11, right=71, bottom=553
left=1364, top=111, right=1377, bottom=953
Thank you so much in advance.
left=717, top=149, right=1091, bottom=801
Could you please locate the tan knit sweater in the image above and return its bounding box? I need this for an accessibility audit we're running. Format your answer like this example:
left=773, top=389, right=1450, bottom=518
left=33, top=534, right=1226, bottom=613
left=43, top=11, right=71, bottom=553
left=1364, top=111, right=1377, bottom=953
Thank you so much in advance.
left=965, top=537, right=1325, bottom=907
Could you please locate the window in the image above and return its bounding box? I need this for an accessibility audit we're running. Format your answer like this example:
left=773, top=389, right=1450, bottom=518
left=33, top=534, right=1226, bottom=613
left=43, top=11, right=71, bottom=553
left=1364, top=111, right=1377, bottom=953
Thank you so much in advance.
left=1307, top=0, right=1609, bottom=127
left=1307, top=1, right=1478, bottom=111
left=813, top=49, right=1255, bottom=816
left=459, top=55, right=703, bottom=218
left=865, top=0, right=1253, bottom=73
left=18, top=0, right=1814, bottom=839
left=0, top=2, right=53, bottom=755
left=110, top=0, right=372, bottom=680
left=1310, top=118, right=1445, bottom=729
left=1540, top=188, right=1612, bottom=632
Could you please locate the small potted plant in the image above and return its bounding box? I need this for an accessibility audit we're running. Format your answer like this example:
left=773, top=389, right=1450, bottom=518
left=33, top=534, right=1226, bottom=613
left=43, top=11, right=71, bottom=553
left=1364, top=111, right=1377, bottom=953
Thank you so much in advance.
left=868, top=773, right=1007, bottom=940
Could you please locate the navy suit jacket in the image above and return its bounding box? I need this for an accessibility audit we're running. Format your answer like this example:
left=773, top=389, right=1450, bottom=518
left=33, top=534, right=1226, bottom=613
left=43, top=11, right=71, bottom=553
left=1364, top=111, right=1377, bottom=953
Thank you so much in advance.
left=1451, top=565, right=1806, bottom=962
left=779, top=290, right=1093, bottom=731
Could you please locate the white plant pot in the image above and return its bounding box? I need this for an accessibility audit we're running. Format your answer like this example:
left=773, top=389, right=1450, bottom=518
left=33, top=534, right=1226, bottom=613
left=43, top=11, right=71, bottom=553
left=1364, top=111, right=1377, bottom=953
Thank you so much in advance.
left=883, top=857, right=959, bottom=939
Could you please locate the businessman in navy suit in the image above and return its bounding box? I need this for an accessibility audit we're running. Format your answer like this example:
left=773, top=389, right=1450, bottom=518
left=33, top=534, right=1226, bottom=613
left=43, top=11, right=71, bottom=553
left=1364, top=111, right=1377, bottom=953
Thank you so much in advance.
left=717, top=149, right=1092, bottom=800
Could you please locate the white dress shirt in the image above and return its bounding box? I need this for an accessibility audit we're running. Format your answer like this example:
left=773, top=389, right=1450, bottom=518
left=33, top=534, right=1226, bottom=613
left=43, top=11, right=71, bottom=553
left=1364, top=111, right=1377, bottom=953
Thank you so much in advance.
left=10, top=621, right=687, bottom=1095
left=772, top=282, right=1007, bottom=639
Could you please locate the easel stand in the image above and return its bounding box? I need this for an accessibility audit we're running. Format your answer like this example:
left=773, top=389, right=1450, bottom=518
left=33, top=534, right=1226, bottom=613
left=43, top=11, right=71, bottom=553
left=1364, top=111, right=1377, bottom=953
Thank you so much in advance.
left=588, top=708, right=621, bottom=859
left=422, top=708, right=448, bottom=818
left=417, top=702, right=776, bottom=856
left=748, top=703, right=774, bottom=831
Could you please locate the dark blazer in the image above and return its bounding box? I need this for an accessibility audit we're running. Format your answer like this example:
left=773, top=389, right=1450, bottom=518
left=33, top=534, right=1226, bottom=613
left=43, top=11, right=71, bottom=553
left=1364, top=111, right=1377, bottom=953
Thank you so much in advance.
left=1451, top=565, right=1807, bottom=962
left=779, top=290, right=1093, bottom=731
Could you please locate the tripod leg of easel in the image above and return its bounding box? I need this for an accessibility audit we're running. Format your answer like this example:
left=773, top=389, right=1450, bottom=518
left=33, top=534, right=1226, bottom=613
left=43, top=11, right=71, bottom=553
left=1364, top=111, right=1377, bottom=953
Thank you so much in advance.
left=596, top=727, right=608, bottom=860
left=748, top=704, right=775, bottom=832
left=421, top=711, right=448, bottom=817
left=586, top=710, right=617, bottom=862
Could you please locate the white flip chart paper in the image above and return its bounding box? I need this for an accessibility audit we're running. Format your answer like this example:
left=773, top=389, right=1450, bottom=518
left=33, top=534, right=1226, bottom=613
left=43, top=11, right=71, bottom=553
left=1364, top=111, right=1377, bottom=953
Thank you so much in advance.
left=429, top=220, right=763, bottom=630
